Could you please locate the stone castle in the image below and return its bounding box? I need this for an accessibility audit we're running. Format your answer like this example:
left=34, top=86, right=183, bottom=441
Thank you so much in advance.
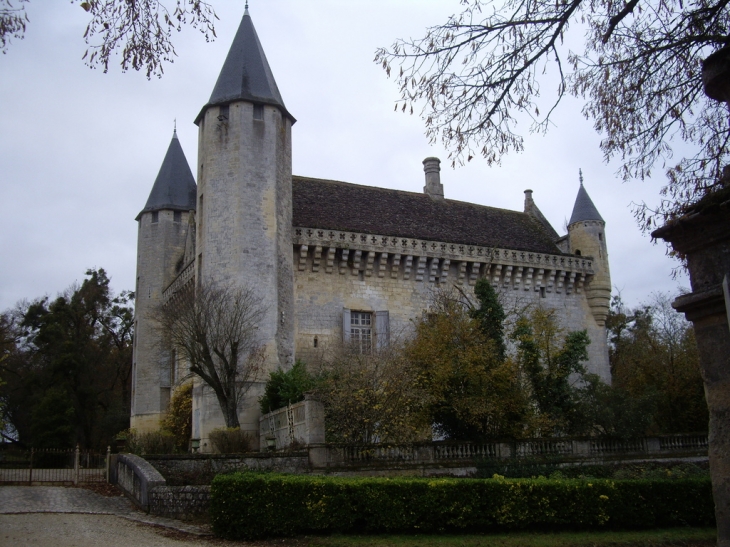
left=131, top=8, right=612, bottom=447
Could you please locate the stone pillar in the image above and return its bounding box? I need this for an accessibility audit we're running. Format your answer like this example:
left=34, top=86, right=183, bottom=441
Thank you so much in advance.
left=652, top=180, right=730, bottom=545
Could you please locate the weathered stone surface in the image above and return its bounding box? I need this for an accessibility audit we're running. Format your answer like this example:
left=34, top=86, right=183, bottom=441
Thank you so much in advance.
left=653, top=194, right=730, bottom=547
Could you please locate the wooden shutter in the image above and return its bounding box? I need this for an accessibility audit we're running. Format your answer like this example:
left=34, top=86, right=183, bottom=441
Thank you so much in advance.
left=342, top=308, right=351, bottom=343
left=375, top=310, right=390, bottom=349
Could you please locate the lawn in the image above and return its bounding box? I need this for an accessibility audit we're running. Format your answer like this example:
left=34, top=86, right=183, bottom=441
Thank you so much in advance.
left=306, top=528, right=716, bottom=547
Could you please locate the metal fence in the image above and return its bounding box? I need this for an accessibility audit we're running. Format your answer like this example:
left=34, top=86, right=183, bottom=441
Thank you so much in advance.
left=0, top=445, right=110, bottom=485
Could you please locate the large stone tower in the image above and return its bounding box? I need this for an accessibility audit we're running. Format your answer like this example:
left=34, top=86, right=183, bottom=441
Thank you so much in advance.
left=567, top=178, right=611, bottom=327
left=191, top=6, right=296, bottom=439
left=131, top=131, right=197, bottom=431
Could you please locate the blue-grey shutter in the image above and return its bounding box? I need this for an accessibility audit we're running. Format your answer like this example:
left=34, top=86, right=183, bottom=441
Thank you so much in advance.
left=342, top=308, right=351, bottom=343
left=375, top=310, right=389, bottom=349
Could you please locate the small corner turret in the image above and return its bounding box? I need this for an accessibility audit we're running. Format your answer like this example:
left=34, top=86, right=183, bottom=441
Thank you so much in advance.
left=567, top=171, right=610, bottom=326
left=131, top=130, right=197, bottom=433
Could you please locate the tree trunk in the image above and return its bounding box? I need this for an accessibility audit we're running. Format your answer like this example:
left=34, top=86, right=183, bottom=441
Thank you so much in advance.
left=213, top=388, right=241, bottom=429
left=653, top=201, right=730, bottom=546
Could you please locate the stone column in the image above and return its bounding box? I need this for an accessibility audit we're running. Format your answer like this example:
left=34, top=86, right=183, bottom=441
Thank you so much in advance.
left=653, top=203, right=730, bottom=544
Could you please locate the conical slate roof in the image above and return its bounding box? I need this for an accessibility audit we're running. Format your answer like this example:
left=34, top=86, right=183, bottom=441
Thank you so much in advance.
left=569, top=183, right=603, bottom=225
left=136, top=131, right=197, bottom=220
left=196, top=8, right=294, bottom=123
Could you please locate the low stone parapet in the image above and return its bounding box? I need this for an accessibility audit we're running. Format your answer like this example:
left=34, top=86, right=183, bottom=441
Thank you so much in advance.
left=114, top=453, right=165, bottom=511
left=149, top=485, right=211, bottom=520
left=112, top=453, right=213, bottom=520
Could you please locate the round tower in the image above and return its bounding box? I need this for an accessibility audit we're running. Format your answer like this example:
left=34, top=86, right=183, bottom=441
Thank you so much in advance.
left=131, top=130, right=197, bottom=432
left=192, top=5, right=295, bottom=437
left=567, top=175, right=611, bottom=326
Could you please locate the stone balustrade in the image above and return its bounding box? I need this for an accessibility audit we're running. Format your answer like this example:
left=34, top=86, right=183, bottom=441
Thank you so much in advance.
left=313, top=434, right=708, bottom=468
left=162, top=259, right=195, bottom=303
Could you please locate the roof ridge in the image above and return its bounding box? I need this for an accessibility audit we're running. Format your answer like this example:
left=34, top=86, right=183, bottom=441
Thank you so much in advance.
left=292, top=175, right=529, bottom=217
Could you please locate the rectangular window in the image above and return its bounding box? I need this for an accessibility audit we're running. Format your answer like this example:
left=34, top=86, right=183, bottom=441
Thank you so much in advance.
left=253, top=104, right=264, bottom=120
left=174, top=211, right=181, bottom=223
left=350, top=311, right=372, bottom=354
left=218, top=104, right=229, bottom=121
left=151, top=211, right=159, bottom=223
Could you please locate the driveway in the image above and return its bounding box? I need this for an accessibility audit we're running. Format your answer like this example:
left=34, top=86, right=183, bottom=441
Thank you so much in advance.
left=0, top=485, right=216, bottom=546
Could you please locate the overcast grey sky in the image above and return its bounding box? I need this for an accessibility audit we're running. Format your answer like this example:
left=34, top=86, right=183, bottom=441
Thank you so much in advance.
left=0, top=0, right=690, bottom=312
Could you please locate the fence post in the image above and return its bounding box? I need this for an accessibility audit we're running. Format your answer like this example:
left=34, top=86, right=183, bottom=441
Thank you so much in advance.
left=29, top=448, right=34, bottom=486
left=106, top=446, right=111, bottom=483
left=74, top=444, right=80, bottom=485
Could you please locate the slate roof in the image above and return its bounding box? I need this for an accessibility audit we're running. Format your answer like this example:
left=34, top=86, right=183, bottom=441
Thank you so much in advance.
left=292, top=177, right=563, bottom=254
left=569, top=183, right=604, bottom=225
left=137, top=131, right=197, bottom=220
left=196, top=8, right=294, bottom=123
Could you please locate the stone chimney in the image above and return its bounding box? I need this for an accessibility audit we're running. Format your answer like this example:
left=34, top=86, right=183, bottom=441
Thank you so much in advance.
left=524, top=189, right=534, bottom=213
left=423, top=157, right=444, bottom=199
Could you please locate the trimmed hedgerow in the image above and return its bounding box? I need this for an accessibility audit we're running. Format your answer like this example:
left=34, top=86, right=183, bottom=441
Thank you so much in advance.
left=209, top=473, right=714, bottom=540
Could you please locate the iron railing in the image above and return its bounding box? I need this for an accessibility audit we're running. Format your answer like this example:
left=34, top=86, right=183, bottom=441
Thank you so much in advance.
left=0, top=445, right=110, bottom=485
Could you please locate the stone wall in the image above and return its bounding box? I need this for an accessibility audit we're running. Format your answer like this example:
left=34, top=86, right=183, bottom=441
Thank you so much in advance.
left=259, top=397, right=325, bottom=451
left=194, top=101, right=294, bottom=441
left=292, top=232, right=609, bottom=380
left=149, top=485, right=211, bottom=520
left=146, top=453, right=311, bottom=484
left=132, top=209, right=193, bottom=432
left=113, top=453, right=166, bottom=511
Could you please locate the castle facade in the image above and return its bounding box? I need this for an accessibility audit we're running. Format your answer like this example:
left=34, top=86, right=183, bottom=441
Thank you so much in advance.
left=130, top=8, right=611, bottom=448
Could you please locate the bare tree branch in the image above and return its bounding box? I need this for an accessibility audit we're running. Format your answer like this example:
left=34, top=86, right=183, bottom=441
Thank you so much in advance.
left=377, top=0, right=730, bottom=233
left=154, top=284, right=265, bottom=428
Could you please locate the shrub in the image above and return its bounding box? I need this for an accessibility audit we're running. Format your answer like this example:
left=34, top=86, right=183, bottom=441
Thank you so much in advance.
left=210, top=473, right=714, bottom=540
left=260, top=360, right=314, bottom=414
left=123, top=428, right=177, bottom=455
left=209, top=427, right=253, bottom=454
left=160, top=382, right=193, bottom=450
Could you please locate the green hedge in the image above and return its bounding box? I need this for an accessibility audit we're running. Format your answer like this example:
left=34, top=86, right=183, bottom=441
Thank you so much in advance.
left=210, top=473, right=714, bottom=540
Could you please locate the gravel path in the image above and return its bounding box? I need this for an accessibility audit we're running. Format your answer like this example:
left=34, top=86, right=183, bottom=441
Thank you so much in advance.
left=0, top=513, right=218, bottom=546
left=0, top=486, right=221, bottom=546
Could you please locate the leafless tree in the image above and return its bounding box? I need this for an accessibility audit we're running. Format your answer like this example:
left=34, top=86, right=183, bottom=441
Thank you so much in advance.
left=155, top=284, right=265, bottom=428
left=375, top=0, right=730, bottom=231
left=0, top=0, right=216, bottom=78
left=0, top=0, right=28, bottom=54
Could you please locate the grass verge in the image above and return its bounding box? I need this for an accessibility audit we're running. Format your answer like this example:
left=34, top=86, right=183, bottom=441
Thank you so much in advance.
left=307, top=528, right=716, bottom=547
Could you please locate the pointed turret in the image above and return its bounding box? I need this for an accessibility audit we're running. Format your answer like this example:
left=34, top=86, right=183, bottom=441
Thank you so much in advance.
left=131, top=131, right=197, bottom=432
left=195, top=8, right=295, bottom=123
left=569, top=182, right=604, bottom=225
left=136, top=131, right=197, bottom=219
left=193, top=7, right=295, bottom=446
left=567, top=173, right=610, bottom=333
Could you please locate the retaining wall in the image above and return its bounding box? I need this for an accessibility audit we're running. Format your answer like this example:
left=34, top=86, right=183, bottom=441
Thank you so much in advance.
left=149, top=485, right=211, bottom=520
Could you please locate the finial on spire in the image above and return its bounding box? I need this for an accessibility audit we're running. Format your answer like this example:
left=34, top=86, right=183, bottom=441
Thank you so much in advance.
left=244, top=1, right=249, bottom=15
left=579, top=168, right=584, bottom=186
left=173, top=118, right=177, bottom=137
